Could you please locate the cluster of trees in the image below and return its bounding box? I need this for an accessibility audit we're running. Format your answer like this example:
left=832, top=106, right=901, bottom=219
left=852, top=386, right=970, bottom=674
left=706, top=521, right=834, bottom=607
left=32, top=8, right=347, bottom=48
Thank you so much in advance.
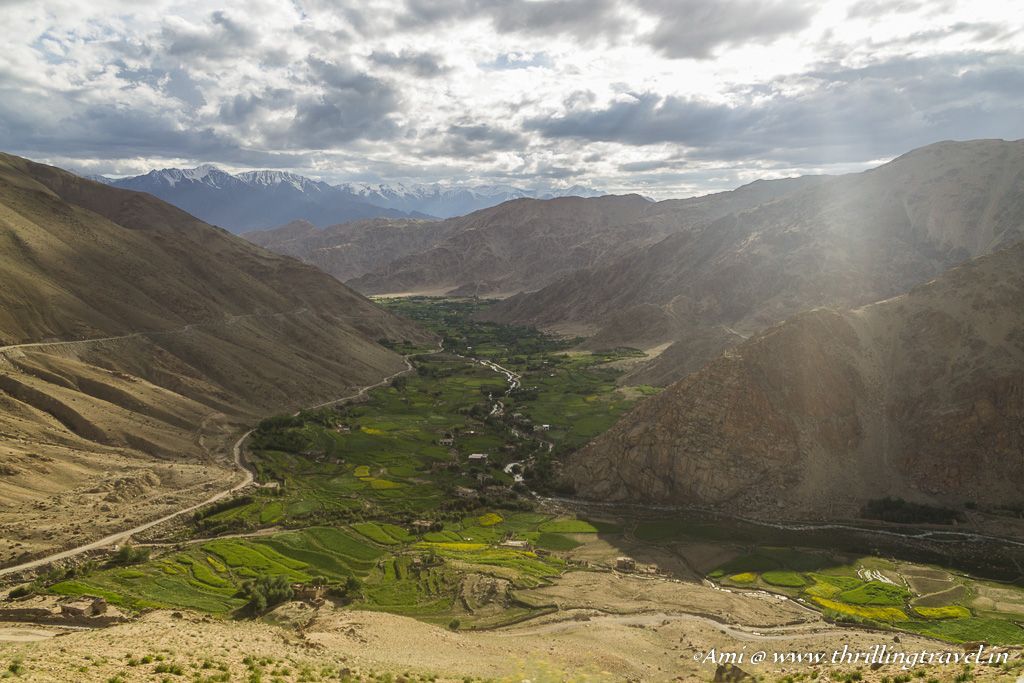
left=109, top=543, right=150, bottom=567
left=861, top=497, right=963, bottom=525
left=416, top=364, right=456, bottom=379
left=240, top=575, right=364, bottom=615
left=193, top=495, right=254, bottom=523
left=240, top=575, right=293, bottom=615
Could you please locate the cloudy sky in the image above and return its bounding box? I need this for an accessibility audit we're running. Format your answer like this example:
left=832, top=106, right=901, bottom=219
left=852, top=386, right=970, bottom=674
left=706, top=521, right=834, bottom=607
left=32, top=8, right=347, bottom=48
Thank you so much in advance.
left=1, top=0, right=1022, bottom=197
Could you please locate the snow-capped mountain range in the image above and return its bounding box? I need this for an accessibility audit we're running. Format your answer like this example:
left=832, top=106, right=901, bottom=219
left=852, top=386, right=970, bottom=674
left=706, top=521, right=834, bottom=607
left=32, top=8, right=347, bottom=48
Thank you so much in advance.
left=89, top=165, right=604, bottom=232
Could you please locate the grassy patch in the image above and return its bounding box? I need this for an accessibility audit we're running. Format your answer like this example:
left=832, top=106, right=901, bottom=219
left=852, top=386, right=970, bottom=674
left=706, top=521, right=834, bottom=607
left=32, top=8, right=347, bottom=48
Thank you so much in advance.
left=761, top=571, right=807, bottom=588
left=838, top=581, right=910, bottom=606
left=727, top=572, right=757, bottom=584
left=477, top=512, right=503, bottom=527
left=901, top=618, right=1024, bottom=645
left=913, top=605, right=972, bottom=619
left=351, top=522, right=406, bottom=546
left=813, top=597, right=907, bottom=623
left=535, top=533, right=582, bottom=551
left=537, top=519, right=599, bottom=534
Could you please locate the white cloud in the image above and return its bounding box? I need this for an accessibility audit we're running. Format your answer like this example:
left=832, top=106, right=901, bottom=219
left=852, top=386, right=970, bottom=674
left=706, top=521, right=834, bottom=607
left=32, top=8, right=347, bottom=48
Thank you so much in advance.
left=0, top=0, right=1021, bottom=197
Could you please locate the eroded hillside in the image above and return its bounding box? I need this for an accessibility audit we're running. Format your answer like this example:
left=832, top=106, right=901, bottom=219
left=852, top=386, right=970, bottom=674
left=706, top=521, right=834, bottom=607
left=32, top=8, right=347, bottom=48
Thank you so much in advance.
left=0, top=154, right=432, bottom=566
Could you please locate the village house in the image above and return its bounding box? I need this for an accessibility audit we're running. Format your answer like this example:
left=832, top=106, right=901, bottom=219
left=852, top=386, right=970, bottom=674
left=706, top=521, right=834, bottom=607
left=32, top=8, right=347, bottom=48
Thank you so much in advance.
left=291, top=583, right=326, bottom=606
left=410, top=519, right=433, bottom=534
left=499, top=539, right=531, bottom=550
left=615, top=556, right=636, bottom=572
left=468, top=453, right=489, bottom=462
left=454, top=486, right=478, bottom=498
left=439, top=437, right=454, bottom=447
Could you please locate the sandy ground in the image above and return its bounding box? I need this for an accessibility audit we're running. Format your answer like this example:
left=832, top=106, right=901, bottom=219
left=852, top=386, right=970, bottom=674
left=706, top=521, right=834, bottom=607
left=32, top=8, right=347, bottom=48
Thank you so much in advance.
left=1, top=572, right=1020, bottom=682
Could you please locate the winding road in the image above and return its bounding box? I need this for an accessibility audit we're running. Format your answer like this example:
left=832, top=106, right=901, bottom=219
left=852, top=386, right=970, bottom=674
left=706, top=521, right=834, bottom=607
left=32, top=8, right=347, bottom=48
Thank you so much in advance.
left=0, top=431, right=253, bottom=579
left=0, top=343, right=429, bottom=580
left=499, top=609, right=851, bottom=643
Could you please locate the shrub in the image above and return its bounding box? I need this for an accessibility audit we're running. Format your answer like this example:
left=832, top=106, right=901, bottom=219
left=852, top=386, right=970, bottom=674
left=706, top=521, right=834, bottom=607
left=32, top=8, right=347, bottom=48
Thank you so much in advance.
left=109, top=543, right=149, bottom=567
left=7, top=584, right=36, bottom=600
left=861, top=497, right=962, bottom=525
left=154, top=662, right=184, bottom=675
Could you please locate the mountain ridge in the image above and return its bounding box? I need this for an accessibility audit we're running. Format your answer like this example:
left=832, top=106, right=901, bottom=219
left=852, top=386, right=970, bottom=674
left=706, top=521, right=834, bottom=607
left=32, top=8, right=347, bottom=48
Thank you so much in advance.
left=344, top=176, right=826, bottom=297
left=566, top=238, right=1024, bottom=518
left=91, top=165, right=605, bottom=229
left=486, top=139, right=1024, bottom=384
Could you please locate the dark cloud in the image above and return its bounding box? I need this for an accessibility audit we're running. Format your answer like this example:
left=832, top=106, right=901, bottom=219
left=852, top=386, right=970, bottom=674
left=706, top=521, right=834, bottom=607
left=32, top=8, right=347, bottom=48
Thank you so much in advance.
left=527, top=92, right=752, bottom=146
left=528, top=52, right=1024, bottom=164
left=486, top=0, right=625, bottom=38
left=638, top=0, right=816, bottom=59
left=0, top=90, right=303, bottom=169
left=846, top=0, right=926, bottom=19
left=421, top=121, right=528, bottom=158
left=283, top=58, right=402, bottom=145
left=162, top=10, right=257, bottom=59
left=397, top=0, right=629, bottom=41
left=869, top=21, right=1020, bottom=49
left=368, top=50, right=450, bottom=78
left=217, top=87, right=293, bottom=125
left=618, top=158, right=687, bottom=172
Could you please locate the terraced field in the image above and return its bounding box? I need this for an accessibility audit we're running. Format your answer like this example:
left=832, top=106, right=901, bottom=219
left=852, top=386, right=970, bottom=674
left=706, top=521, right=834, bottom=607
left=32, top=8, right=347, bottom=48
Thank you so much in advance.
left=34, top=298, right=1024, bottom=649
left=707, top=550, right=1024, bottom=645
left=49, top=527, right=384, bottom=613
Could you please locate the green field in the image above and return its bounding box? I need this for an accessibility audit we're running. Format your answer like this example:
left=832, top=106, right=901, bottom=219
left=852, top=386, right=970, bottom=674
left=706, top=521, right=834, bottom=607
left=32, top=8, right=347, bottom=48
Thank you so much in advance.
left=706, top=552, right=1024, bottom=646
left=39, top=297, right=1024, bottom=648
left=50, top=527, right=386, bottom=613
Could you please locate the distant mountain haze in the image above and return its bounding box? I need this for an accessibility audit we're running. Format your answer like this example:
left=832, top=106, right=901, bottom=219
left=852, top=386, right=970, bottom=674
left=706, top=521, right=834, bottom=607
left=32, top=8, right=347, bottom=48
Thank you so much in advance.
left=244, top=218, right=462, bottom=283
left=270, top=177, right=817, bottom=297
left=92, top=165, right=604, bottom=231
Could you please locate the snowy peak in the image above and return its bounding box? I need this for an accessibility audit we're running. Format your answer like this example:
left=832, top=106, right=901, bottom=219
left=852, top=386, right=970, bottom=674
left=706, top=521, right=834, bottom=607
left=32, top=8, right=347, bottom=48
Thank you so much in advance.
left=144, top=164, right=237, bottom=189
left=288, top=176, right=604, bottom=205
left=102, top=164, right=606, bottom=223
left=236, top=170, right=328, bottom=193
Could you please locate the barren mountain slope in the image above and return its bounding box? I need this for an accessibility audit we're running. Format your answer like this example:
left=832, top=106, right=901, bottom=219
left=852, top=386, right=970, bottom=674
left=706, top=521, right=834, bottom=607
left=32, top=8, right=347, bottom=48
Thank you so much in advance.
left=488, top=140, right=1024, bottom=382
left=0, top=154, right=431, bottom=565
left=566, top=240, right=1024, bottom=518
left=244, top=217, right=458, bottom=282
left=344, top=177, right=823, bottom=297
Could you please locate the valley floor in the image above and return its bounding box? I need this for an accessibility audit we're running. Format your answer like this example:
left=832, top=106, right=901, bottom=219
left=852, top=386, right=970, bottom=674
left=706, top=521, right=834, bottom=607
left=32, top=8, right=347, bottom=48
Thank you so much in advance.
left=1, top=298, right=1022, bottom=682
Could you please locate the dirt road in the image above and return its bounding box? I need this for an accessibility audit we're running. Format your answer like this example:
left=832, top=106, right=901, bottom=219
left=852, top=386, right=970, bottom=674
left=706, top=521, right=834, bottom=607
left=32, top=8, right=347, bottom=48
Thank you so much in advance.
left=0, top=342, right=435, bottom=579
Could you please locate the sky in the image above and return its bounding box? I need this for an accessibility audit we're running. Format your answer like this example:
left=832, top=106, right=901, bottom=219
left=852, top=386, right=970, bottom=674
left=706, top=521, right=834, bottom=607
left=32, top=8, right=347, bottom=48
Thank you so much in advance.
left=1, top=0, right=1022, bottom=198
